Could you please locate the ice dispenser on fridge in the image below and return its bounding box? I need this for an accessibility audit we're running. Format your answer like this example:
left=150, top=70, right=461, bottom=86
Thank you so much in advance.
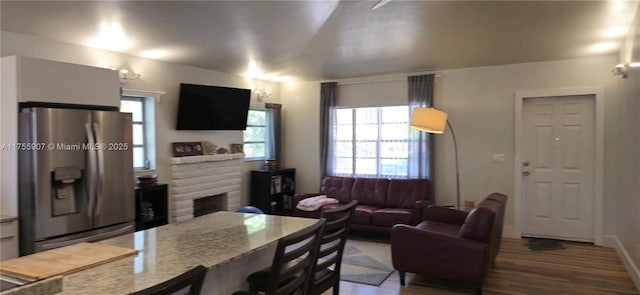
left=51, top=166, right=84, bottom=216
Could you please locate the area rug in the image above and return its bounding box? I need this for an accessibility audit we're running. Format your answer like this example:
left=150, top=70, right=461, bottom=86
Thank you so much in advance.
left=525, top=238, right=566, bottom=251
left=339, top=239, right=394, bottom=286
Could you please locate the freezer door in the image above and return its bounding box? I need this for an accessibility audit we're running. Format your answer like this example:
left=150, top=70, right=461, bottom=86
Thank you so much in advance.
left=19, top=108, right=93, bottom=241
left=91, top=111, right=135, bottom=228
left=34, top=222, right=134, bottom=253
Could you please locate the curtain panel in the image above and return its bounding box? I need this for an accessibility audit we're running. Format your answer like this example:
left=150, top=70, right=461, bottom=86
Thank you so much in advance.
left=407, top=74, right=434, bottom=180
left=320, top=82, right=338, bottom=177
left=265, top=103, right=282, bottom=168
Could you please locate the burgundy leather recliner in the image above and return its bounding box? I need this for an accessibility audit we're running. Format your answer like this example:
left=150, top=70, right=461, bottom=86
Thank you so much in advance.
left=390, top=192, right=507, bottom=295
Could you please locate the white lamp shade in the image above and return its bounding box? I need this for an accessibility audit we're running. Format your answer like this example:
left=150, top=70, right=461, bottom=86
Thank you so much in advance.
left=410, top=107, right=448, bottom=134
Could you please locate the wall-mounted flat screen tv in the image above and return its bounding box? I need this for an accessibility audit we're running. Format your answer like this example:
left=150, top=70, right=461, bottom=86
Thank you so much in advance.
left=176, top=83, right=251, bottom=130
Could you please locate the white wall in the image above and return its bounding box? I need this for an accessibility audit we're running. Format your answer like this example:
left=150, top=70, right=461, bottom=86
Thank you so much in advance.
left=0, top=57, right=18, bottom=216
left=338, top=79, right=407, bottom=107
left=0, top=30, right=280, bottom=211
left=611, top=3, right=640, bottom=288
left=279, top=81, right=321, bottom=193
left=281, top=55, right=622, bottom=234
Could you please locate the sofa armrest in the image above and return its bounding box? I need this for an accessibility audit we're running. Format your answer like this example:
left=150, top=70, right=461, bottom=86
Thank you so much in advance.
left=391, top=224, right=489, bottom=284
left=422, top=205, right=468, bottom=225
left=459, top=207, right=494, bottom=243
left=414, top=200, right=434, bottom=224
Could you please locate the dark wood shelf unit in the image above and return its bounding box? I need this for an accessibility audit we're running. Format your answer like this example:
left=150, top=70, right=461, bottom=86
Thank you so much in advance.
left=250, top=168, right=296, bottom=215
left=135, top=183, right=169, bottom=231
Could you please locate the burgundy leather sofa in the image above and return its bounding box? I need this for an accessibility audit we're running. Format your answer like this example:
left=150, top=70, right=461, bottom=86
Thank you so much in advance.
left=292, top=176, right=431, bottom=234
left=390, top=192, right=507, bottom=294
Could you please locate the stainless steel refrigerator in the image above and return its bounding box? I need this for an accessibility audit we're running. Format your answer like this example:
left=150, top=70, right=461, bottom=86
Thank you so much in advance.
left=18, top=106, right=135, bottom=255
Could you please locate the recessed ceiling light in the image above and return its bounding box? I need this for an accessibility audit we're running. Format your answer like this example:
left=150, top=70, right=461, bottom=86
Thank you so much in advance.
left=612, top=0, right=624, bottom=11
left=603, top=27, right=628, bottom=38
left=244, top=60, right=261, bottom=78
left=140, top=49, right=168, bottom=59
left=588, top=42, right=619, bottom=53
left=87, top=22, right=130, bottom=51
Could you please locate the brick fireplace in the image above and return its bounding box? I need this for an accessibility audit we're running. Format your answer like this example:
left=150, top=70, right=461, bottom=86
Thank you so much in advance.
left=193, top=193, right=227, bottom=217
left=169, top=153, right=243, bottom=222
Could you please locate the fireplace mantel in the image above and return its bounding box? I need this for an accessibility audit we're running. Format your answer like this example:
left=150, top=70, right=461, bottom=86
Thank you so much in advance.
left=169, top=153, right=244, bottom=165
left=169, top=153, right=244, bottom=222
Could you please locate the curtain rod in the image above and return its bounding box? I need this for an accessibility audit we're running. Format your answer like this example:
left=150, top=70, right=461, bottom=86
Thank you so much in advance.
left=335, top=72, right=442, bottom=86
left=121, top=88, right=166, bottom=96
left=122, top=88, right=166, bottom=103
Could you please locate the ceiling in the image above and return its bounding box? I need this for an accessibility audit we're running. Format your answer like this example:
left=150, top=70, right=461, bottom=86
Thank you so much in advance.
left=1, top=1, right=637, bottom=82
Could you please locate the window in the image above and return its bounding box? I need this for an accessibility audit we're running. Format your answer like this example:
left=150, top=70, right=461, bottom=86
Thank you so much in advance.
left=332, top=105, right=410, bottom=178
left=244, top=109, right=266, bottom=159
left=120, top=94, right=155, bottom=170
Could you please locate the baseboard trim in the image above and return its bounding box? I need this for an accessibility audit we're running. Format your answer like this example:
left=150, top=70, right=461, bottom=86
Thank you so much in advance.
left=502, top=226, right=520, bottom=239
left=604, top=235, right=640, bottom=292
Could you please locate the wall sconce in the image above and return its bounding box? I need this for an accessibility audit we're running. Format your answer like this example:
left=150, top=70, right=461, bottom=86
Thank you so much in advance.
left=118, top=68, right=141, bottom=81
left=612, top=62, right=640, bottom=79
left=612, top=64, right=629, bottom=78
left=253, top=89, right=272, bottom=103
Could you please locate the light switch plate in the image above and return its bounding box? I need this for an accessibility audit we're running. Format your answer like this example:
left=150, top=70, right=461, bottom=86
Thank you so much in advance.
left=492, top=153, right=505, bottom=163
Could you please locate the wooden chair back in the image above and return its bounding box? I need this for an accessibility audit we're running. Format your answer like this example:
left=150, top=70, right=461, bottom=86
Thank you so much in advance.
left=266, top=218, right=325, bottom=295
left=310, top=200, right=358, bottom=295
left=129, top=265, right=207, bottom=295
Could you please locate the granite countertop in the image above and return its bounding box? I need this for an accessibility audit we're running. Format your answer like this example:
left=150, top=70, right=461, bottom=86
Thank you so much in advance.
left=0, top=276, right=62, bottom=295
left=56, top=211, right=317, bottom=294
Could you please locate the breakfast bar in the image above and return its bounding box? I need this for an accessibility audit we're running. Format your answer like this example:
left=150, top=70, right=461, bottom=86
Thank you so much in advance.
left=2, top=211, right=317, bottom=294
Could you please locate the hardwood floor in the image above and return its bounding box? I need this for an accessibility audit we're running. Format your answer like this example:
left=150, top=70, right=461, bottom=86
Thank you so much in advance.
left=325, top=238, right=638, bottom=295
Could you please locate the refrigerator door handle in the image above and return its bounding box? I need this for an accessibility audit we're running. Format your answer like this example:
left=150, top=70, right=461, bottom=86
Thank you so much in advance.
left=85, top=123, right=97, bottom=218
left=92, top=122, right=105, bottom=217
left=38, top=224, right=135, bottom=251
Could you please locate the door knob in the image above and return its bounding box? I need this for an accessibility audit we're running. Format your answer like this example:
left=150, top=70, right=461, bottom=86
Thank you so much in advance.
left=522, top=171, right=530, bottom=176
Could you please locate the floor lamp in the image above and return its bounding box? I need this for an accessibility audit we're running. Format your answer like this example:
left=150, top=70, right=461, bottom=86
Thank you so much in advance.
left=409, top=107, right=460, bottom=209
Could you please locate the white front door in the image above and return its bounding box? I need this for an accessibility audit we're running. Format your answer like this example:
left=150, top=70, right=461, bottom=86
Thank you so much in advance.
left=522, top=95, right=595, bottom=242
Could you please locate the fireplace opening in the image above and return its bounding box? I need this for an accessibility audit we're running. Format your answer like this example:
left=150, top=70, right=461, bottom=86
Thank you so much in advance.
left=193, top=193, right=227, bottom=217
